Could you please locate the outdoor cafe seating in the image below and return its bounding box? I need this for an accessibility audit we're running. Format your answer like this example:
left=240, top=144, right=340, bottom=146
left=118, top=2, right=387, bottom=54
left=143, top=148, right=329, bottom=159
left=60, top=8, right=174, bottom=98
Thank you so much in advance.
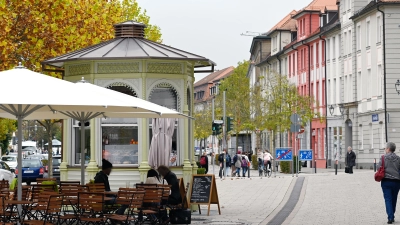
left=0, top=177, right=189, bottom=224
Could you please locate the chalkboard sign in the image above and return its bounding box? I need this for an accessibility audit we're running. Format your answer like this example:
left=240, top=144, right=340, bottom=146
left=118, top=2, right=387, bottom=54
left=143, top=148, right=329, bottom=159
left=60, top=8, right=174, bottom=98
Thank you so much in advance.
left=190, top=176, right=212, bottom=203
left=189, top=174, right=221, bottom=216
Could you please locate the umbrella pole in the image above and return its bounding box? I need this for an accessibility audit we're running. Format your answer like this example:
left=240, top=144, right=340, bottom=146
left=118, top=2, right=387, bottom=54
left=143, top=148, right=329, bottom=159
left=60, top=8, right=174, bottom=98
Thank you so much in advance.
left=80, top=114, right=85, bottom=185
left=17, top=113, right=23, bottom=214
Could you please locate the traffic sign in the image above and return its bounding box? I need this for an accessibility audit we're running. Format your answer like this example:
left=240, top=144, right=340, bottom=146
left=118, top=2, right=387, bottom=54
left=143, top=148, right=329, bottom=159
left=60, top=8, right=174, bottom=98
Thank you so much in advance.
left=213, top=120, right=223, bottom=124
left=299, top=126, right=305, bottom=134
left=275, top=148, right=293, bottom=161
left=290, top=124, right=301, bottom=133
left=299, top=149, right=313, bottom=161
left=290, top=114, right=300, bottom=123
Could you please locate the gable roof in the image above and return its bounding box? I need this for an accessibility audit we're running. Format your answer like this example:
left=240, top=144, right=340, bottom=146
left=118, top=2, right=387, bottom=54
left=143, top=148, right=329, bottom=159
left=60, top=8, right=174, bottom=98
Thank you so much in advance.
left=292, top=0, right=338, bottom=18
left=194, top=66, right=234, bottom=87
left=268, top=10, right=298, bottom=33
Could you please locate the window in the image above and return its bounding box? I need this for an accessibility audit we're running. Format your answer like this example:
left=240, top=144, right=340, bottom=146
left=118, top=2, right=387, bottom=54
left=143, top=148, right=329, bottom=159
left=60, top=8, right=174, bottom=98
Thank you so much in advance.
left=303, top=18, right=306, bottom=35
left=366, top=20, right=371, bottom=47
left=344, top=32, right=347, bottom=55
left=381, top=123, right=384, bottom=148
left=316, top=43, right=319, bottom=64
left=311, top=46, right=314, bottom=66
left=368, top=69, right=371, bottom=98
left=377, top=16, right=382, bottom=43
left=378, top=65, right=382, bottom=96
left=328, top=80, right=331, bottom=104
left=349, top=74, right=352, bottom=102
left=370, top=124, right=373, bottom=150
left=333, top=78, right=337, bottom=104
left=327, top=39, right=330, bottom=60
left=289, top=55, right=291, bottom=75
left=333, top=37, right=336, bottom=58
left=73, top=120, right=91, bottom=165
left=322, top=80, right=325, bottom=106
left=348, top=30, right=352, bottom=54
left=344, top=75, right=348, bottom=102
left=358, top=71, right=362, bottom=100
left=357, top=25, right=361, bottom=50
left=360, top=125, right=364, bottom=149
left=102, top=85, right=139, bottom=165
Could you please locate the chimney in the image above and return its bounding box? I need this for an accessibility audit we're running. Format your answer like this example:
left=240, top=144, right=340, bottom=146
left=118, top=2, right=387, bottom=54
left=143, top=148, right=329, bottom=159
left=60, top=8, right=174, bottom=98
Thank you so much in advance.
left=113, top=21, right=146, bottom=38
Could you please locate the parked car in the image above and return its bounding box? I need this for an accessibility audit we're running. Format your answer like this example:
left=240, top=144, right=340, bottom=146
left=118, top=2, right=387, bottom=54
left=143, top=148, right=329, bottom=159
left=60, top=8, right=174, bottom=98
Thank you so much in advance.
left=15, top=159, right=44, bottom=185
left=0, top=162, right=14, bottom=183
left=1, top=155, right=17, bottom=172
left=52, top=155, right=61, bottom=181
left=194, top=147, right=200, bottom=156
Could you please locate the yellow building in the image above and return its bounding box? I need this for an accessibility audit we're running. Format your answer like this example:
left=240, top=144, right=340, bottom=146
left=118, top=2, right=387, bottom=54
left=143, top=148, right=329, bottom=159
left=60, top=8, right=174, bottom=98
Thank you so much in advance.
left=42, top=21, right=215, bottom=189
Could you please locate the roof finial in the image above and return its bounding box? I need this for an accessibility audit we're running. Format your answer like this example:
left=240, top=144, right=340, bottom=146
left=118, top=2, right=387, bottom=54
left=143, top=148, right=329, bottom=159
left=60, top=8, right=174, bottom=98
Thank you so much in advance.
left=15, top=62, right=25, bottom=69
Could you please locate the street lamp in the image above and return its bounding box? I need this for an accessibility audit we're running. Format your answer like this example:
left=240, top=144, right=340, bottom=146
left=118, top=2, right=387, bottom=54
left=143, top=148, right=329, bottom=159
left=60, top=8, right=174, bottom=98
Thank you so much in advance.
left=329, top=105, right=334, bottom=116
left=339, top=104, right=345, bottom=115
left=395, top=80, right=400, bottom=95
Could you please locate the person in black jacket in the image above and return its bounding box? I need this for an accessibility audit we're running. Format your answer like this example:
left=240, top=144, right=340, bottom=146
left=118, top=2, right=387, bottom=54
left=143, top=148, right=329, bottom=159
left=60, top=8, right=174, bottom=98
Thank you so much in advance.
left=346, top=146, right=356, bottom=174
left=158, top=165, right=182, bottom=205
left=200, top=152, right=209, bottom=174
left=94, top=159, right=127, bottom=215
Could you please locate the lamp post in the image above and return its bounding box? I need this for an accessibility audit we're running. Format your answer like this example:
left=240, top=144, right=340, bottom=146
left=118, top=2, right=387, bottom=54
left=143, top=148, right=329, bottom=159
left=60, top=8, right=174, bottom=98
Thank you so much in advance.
left=329, top=105, right=334, bottom=116
left=395, top=80, right=400, bottom=94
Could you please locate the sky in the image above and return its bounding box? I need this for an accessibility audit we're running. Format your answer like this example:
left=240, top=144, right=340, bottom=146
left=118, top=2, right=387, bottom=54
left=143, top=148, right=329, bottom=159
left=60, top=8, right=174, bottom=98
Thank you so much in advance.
left=136, top=0, right=312, bottom=82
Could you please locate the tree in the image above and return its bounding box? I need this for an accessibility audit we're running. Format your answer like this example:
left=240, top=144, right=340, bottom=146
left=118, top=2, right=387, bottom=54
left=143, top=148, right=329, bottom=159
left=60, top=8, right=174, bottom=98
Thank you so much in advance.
left=194, top=104, right=212, bottom=155
left=0, top=119, right=16, bottom=154
left=0, top=0, right=162, bottom=72
left=263, top=72, right=320, bottom=150
left=216, top=60, right=250, bottom=151
left=36, top=119, right=62, bottom=178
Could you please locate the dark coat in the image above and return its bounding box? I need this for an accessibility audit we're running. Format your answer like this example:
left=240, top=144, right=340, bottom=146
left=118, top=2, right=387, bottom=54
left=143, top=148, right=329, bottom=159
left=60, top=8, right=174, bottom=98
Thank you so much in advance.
left=164, top=171, right=182, bottom=205
left=346, top=151, right=356, bottom=167
left=94, top=171, right=111, bottom=191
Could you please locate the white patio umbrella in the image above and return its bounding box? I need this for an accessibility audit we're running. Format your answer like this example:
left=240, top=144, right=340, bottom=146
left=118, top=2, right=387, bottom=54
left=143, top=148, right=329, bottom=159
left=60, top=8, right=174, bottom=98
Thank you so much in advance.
left=148, top=118, right=176, bottom=168
left=0, top=64, right=187, bottom=202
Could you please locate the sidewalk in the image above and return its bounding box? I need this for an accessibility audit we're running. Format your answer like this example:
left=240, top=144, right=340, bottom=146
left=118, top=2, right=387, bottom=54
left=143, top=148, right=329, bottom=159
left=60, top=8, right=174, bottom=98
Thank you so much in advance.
left=194, top=164, right=393, bottom=224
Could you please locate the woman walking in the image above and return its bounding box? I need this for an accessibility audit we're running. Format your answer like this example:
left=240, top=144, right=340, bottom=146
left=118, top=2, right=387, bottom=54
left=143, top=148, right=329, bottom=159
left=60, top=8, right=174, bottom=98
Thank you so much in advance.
left=379, top=142, right=400, bottom=224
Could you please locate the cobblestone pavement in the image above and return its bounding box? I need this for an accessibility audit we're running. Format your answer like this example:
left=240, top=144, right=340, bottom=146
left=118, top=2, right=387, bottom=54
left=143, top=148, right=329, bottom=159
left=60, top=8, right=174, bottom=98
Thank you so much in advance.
left=196, top=163, right=397, bottom=225
left=286, top=169, right=392, bottom=225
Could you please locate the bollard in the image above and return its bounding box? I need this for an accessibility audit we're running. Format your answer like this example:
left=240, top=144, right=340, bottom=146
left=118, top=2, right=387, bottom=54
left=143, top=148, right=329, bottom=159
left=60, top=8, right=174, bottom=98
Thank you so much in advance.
left=314, top=160, right=317, bottom=173
left=374, top=158, right=377, bottom=172
left=335, top=160, right=338, bottom=175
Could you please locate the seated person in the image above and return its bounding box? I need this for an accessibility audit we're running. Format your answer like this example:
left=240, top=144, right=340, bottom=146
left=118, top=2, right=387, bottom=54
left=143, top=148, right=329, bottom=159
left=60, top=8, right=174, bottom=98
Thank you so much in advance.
left=157, top=165, right=182, bottom=205
left=94, top=159, right=127, bottom=215
left=145, top=169, right=168, bottom=185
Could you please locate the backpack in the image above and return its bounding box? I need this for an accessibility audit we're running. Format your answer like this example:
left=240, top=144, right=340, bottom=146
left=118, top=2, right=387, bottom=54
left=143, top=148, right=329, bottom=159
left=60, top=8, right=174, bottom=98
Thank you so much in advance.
left=218, top=153, right=224, bottom=163
left=241, top=156, right=248, bottom=167
left=233, top=155, right=237, bottom=164
left=226, top=155, right=231, bottom=165
left=200, top=156, right=206, bottom=166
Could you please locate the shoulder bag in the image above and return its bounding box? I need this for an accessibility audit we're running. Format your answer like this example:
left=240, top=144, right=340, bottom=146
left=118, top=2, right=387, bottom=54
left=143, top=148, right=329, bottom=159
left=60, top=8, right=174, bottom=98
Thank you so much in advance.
left=375, top=155, right=385, bottom=182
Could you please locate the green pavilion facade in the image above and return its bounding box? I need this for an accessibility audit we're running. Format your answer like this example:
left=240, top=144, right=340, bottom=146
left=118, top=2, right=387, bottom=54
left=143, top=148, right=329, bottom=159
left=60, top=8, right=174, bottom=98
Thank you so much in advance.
left=42, top=21, right=215, bottom=189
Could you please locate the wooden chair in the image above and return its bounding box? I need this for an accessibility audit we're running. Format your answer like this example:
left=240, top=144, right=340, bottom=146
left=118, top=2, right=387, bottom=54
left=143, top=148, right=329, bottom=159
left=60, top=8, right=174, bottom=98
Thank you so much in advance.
left=0, top=194, right=14, bottom=224
left=107, top=191, right=145, bottom=225
left=12, top=186, right=30, bottom=201
left=157, top=184, right=171, bottom=205
left=0, top=180, right=10, bottom=200
left=24, top=194, right=63, bottom=225
left=77, top=192, right=106, bottom=225
left=135, top=183, right=157, bottom=189
left=59, top=185, right=87, bottom=225
left=86, top=183, right=105, bottom=192
left=30, top=184, right=58, bottom=202
left=138, top=187, right=164, bottom=224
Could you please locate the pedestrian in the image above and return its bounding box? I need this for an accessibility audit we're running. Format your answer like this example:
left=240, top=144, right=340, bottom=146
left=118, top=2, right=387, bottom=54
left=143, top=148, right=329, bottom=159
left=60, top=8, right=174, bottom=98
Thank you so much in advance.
left=379, top=142, right=400, bottom=224
left=241, top=155, right=249, bottom=177
left=218, top=150, right=226, bottom=179
left=263, top=150, right=273, bottom=171
left=346, top=146, right=356, bottom=174
left=257, top=148, right=264, bottom=170
left=225, top=153, right=231, bottom=177
left=233, top=150, right=243, bottom=177
left=199, top=152, right=209, bottom=174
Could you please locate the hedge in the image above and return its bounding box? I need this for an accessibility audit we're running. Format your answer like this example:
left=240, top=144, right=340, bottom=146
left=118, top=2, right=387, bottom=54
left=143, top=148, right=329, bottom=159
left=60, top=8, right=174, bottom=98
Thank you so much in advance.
left=197, top=168, right=206, bottom=174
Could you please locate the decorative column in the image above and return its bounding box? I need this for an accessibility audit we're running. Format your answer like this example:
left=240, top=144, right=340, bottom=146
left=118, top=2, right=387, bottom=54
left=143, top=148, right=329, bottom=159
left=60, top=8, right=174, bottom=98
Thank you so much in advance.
left=139, top=76, right=150, bottom=182
left=87, top=118, right=99, bottom=182
left=60, top=119, right=69, bottom=181
left=182, top=104, right=193, bottom=187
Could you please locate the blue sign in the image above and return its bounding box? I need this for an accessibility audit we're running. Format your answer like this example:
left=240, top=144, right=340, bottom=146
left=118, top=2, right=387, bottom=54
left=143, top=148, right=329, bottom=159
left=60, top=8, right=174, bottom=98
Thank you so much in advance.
left=372, top=114, right=379, bottom=122
left=275, top=148, right=293, bottom=161
left=299, top=149, right=313, bottom=161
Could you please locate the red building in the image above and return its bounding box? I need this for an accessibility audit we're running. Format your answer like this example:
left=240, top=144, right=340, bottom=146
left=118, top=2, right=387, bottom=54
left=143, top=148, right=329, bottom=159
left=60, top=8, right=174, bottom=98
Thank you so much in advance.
left=285, top=0, right=337, bottom=168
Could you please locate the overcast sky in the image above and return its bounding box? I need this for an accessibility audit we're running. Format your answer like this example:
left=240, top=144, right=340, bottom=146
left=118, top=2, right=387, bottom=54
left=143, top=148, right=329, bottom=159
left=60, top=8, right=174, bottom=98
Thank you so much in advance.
left=136, top=0, right=312, bottom=81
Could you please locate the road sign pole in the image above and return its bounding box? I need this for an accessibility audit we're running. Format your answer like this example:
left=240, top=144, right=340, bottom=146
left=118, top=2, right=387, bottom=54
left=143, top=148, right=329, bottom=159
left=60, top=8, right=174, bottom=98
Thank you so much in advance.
left=295, top=136, right=298, bottom=177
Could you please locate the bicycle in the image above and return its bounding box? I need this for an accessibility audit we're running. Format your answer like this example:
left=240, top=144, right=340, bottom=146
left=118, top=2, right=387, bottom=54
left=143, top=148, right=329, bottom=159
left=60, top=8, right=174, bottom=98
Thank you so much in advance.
left=263, top=161, right=272, bottom=177
left=257, top=159, right=264, bottom=177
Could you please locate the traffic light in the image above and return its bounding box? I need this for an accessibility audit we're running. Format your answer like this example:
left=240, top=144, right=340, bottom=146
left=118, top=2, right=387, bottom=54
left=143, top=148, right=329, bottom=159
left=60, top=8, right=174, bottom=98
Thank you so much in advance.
left=227, top=117, right=234, bottom=132
left=212, top=122, right=223, bottom=135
